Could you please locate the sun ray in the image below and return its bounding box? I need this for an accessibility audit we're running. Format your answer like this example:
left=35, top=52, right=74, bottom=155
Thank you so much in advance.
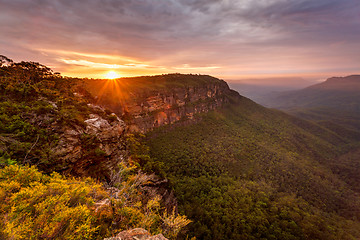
left=94, top=79, right=111, bottom=104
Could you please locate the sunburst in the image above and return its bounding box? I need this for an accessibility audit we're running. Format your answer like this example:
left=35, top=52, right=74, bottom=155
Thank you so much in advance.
left=104, top=71, right=120, bottom=79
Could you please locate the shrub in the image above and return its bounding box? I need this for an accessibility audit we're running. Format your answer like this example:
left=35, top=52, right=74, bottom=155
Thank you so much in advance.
left=0, top=164, right=191, bottom=239
left=0, top=165, right=104, bottom=240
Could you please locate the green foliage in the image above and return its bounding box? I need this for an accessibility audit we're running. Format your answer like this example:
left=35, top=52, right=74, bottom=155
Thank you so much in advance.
left=0, top=57, right=192, bottom=239
left=0, top=151, right=16, bottom=167
left=0, top=99, right=59, bottom=167
left=125, top=134, right=164, bottom=175
left=288, top=107, right=360, bottom=134
left=147, top=100, right=360, bottom=240
left=87, top=74, right=221, bottom=93
left=0, top=56, right=112, bottom=171
left=81, top=134, right=103, bottom=158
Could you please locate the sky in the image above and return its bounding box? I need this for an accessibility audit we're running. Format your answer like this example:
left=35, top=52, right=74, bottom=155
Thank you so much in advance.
left=0, top=0, right=359, bottom=83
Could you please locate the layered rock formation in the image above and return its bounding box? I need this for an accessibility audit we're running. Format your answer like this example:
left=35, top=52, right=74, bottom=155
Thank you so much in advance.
left=104, top=228, right=167, bottom=240
left=87, top=74, right=241, bottom=132
left=125, top=82, right=239, bottom=132
left=50, top=106, right=127, bottom=179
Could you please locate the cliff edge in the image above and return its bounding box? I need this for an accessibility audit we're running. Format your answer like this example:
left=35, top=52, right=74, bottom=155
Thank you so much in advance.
left=86, top=74, right=241, bottom=132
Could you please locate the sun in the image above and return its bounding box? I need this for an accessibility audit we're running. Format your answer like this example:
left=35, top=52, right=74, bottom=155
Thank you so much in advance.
left=104, top=70, right=120, bottom=79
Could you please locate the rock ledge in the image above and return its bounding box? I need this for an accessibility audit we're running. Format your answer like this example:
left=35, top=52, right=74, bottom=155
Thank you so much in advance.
left=104, top=228, right=167, bottom=240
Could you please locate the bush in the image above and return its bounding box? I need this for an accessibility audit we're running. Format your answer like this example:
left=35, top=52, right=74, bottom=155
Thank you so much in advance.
left=0, top=165, right=105, bottom=240
left=0, top=164, right=191, bottom=239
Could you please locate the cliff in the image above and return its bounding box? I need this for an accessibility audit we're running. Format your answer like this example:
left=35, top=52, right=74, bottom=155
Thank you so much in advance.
left=1, top=67, right=242, bottom=181
left=86, top=74, right=241, bottom=132
left=0, top=60, right=209, bottom=239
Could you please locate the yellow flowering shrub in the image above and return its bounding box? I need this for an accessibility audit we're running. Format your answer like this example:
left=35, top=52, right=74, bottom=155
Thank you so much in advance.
left=0, top=165, right=105, bottom=239
left=0, top=164, right=191, bottom=239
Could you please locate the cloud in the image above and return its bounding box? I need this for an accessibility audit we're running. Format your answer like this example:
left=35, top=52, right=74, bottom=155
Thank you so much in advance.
left=0, top=0, right=359, bottom=78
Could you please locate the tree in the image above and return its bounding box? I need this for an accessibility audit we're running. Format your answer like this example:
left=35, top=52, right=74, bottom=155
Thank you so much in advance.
left=0, top=55, right=56, bottom=83
left=0, top=55, right=13, bottom=67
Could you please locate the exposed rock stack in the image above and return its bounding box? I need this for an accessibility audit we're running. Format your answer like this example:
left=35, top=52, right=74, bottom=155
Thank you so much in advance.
left=52, top=107, right=127, bottom=179
left=104, top=228, right=167, bottom=240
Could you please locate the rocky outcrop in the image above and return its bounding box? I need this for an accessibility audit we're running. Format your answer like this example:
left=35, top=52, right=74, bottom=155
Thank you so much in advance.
left=104, top=228, right=167, bottom=240
left=50, top=107, right=127, bottom=179
left=100, top=172, right=177, bottom=212
left=140, top=174, right=177, bottom=211
left=89, top=74, right=241, bottom=132
left=84, top=113, right=125, bottom=139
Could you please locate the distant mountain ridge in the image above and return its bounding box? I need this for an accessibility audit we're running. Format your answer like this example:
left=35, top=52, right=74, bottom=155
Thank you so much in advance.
left=227, top=77, right=313, bottom=103
left=311, top=75, right=360, bottom=91
left=258, top=74, right=360, bottom=133
left=262, top=75, right=360, bottom=112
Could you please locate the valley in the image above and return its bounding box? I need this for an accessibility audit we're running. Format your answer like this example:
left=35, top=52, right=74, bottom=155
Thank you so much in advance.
left=1, top=59, right=360, bottom=239
left=2, top=1, right=360, bottom=239
left=258, top=75, right=360, bottom=132
left=145, top=98, right=360, bottom=239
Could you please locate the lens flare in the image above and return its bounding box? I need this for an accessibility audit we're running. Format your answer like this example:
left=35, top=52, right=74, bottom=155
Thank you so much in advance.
left=104, top=71, right=120, bottom=79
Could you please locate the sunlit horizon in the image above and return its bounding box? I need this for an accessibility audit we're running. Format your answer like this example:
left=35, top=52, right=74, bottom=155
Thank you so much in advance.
left=1, top=0, right=359, bottom=85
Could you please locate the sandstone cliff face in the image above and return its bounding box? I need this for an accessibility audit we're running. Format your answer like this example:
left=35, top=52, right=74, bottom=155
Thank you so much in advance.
left=88, top=75, right=241, bottom=132
left=125, top=82, right=237, bottom=132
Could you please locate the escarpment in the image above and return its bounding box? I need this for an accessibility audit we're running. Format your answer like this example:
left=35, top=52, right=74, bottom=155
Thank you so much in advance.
left=123, top=82, right=240, bottom=132
left=0, top=60, right=233, bottom=239
left=1, top=72, right=242, bottom=179
left=86, top=74, right=242, bottom=132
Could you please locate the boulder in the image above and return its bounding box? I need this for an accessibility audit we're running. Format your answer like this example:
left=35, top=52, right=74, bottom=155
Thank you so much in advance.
left=104, top=228, right=167, bottom=240
left=84, top=114, right=125, bottom=140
